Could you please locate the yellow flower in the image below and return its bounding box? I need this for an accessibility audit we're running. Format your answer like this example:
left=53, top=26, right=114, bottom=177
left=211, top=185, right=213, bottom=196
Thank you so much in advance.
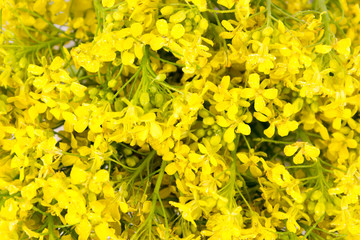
left=242, top=73, right=278, bottom=113
left=284, top=142, right=320, bottom=164
left=237, top=151, right=266, bottom=177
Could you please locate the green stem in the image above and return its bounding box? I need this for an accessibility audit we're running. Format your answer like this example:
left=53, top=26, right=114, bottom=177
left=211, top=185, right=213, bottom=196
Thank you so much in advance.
left=48, top=215, right=56, bottom=240
left=303, top=214, right=325, bottom=239
left=149, top=53, right=184, bottom=67
left=271, top=3, right=303, bottom=22
left=112, top=67, right=141, bottom=99
left=253, top=138, right=294, bottom=145
left=128, top=150, right=156, bottom=183
left=242, top=134, right=251, bottom=150
left=18, top=8, right=73, bottom=38
left=316, top=0, right=332, bottom=44
left=266, top=0, right=272, bottom=25
left=130, top=159, right=167, bottom=240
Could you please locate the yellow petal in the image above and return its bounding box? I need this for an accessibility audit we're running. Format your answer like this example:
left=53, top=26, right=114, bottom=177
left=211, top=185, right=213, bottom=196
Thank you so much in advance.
left=250, top=165, right=262, bottom=177
left=283, top=103, right=294, bottom=118
left=277, top=124, right=289, bottom=137
left=122, top=51, right=135, bottom=65
left=165, top=162, right=178, bottom=175
left=150, top=36, right=165, bottom=51
left=171, top=24, right=185, bottom=39
left=28, top=64, right=44, bottom=75
left=334, top=38, right=351, bottom=57
left=248, top=73, right=260, bottom=89
left=95, top=223, right=114, bottom=240
left=304, top=144, right=320, bottom=159
left=169, top=11, right=186, bottom=23
left=237, top=122, right=251, bottom=135
left=217, top=0, right=235, bottom=9
left=74, top=119, right=88, bottom=133
left=49, top=56, right=64, bottom=71
left=254, top=112, right=268, bottom=122
left=346, top=139, right=358, bottom=149
left=189, top=152, right=203, bottom=163
left=332, top=117, right=341, bottom=130
left=70, top=166, right=88, bottom=185
left=284, top=144, right=299, bottom=156
left=156, top=19, right=169, bottom=36
left=62, top=111, right=76, bottom=125
left=216, top=116, right=231, bottom=127
left=221, top=20, right=234, bottom=31
left=220, top=75, right=230, bottom=89
left=130, top=22, right=143, bottom=37
left=70, top=82, right=87, bottom=98
left=254, top=96, right=266, bottom=112
left=224, top=127, right=236, bottom=143
left=263, top=88, right=278, bottom=99
left=264, top=124, right=275, bottom=138
left=241, top=88, right=256, bottom=98
left=237, top=152, right=249, bottom=163
left=119, top=202, right=128, bottom=213
left=76, top=219, right=92, bottom=240
left=293, top=151, right=304, bottom=164
left=315, top=44, right=332, bottom=54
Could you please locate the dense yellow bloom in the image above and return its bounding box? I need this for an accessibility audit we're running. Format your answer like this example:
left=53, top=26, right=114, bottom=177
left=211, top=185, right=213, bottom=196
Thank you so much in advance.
left=1, top=0, right=360, bottom=239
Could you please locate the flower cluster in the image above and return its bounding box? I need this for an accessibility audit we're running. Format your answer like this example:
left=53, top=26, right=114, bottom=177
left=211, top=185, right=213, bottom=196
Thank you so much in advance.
left=1, top=0, right=360, bottom=239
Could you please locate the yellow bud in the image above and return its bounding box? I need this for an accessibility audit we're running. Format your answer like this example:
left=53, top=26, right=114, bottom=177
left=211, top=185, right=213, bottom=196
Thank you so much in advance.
left=262, top=26, right=274, bottom=36
left=250, top=165, right=262, bottom=177
left=314, top=201, right=325, bottom=217
left=221, top=20, right=234, bottom=31
left=311, top=190, right=323, bottom=201
left=102, top=0, right=114, bottom=7
left=161, top=6, right=174, bottom=16
left=150, top=122, right=162, bottom=139
left=169, top=11, right=186, bottom=23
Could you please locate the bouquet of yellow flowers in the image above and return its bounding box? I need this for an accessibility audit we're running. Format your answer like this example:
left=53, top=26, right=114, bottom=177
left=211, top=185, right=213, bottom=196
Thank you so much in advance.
left=1, top=0, right=360, bottom=239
